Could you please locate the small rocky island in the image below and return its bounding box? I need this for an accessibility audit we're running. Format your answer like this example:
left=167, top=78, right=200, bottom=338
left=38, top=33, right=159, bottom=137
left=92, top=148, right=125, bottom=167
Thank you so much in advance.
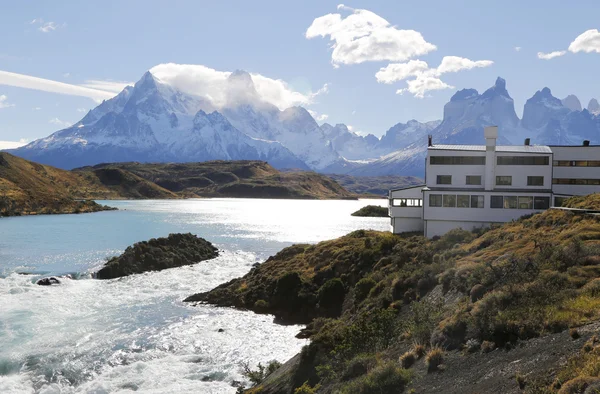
left=95, top=233, right=218, bottom=279
left=351, top=205, right=388, bottom=217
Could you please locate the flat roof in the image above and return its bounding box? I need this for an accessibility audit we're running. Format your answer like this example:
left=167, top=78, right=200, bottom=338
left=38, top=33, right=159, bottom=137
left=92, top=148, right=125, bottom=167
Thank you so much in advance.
left=428, top=145, right=552, bottom=153
left=389, top=184, right=426, bottom=193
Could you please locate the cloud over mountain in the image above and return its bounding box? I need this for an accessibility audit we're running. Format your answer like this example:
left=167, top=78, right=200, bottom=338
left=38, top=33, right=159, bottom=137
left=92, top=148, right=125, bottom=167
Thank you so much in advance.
left=569, top=29, right=600, bottom=54
left=305, top=4, right=436, bottom=66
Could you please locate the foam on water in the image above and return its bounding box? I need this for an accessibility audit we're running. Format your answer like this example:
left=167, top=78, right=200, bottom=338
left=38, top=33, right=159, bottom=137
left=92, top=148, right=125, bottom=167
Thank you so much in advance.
left=0, top=198, right=388, bottom=393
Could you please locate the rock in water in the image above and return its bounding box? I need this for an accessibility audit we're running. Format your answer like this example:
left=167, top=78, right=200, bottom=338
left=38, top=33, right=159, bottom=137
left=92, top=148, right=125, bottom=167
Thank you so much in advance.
left=36, top=277, right=61, bottom=286
left=95, top=233, right=218, bottom=279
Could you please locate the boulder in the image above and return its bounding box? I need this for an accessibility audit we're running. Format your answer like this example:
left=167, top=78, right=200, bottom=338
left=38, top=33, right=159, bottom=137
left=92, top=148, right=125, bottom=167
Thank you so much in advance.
left=95, top=233, right=218, bottom=279
left=36, top=277, right=61, bottom=286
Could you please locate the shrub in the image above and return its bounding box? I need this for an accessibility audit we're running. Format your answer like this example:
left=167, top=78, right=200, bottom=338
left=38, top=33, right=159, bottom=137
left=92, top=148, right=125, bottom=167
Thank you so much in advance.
left=557, top=376, right=600, bottom=394
left=465, top=339, right=481, bottom=353
left=354, top=278, right=376, bottom=302
left=340, top=362, right=411, bottom=394
left=425, top=347, right=444, bottom=372
left=515, top=372, right=526, bottom=390
left=294, top=381, right=321, bottom=394
left=318, top=278, right=346, bottom=316
left=569, top=328, right=580, bottom=340
left=412, top=343, right=426, bottom=359
left=341, top=354, right=377, bottom=381
left=254, top=299, right=269, bottom=312
left=399, top=351, right=416, bottom=368
left=470, top=284, right=486, bottom=303
left=481, top=340, right=496, bottom=353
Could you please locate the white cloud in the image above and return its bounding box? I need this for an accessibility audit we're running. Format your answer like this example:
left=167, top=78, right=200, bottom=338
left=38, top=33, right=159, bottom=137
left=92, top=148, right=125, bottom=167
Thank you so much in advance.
left=49, top=118, right=72, bottom=128
left=305, top=5, right=436, bottom=66
left=29, top=18, right=64, bottom=33
left=568, top=29, right=600, bottom=54
left=33, top=107, right=41, bottom=110
left=77, top=107, right=88, bottom=112
left=63, top=72, right=70, bottom=78
left=307, top=109, right=329, bottom=122
left=537, top=50, right=566, bottom=60
left=0, top=94, right=15, bottom=108
left=0, top=139, right=28, bottom=150
left=150, top=63, right=329, bottom=110
left=376, top=56, right=493, bottom=98
left=514, top=46, right=522, bottom=52
left=347, top=125, right=354, bottom=131
left=79, top=80, right=133, bottom=93
left=0, top=70, right=115, bottom=101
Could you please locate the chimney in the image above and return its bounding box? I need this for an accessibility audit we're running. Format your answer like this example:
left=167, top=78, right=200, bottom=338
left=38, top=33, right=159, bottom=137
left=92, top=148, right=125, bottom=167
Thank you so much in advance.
left=428, top=135, right=433, bottom=147
left=524, top=138, right=530, bottom=146
left=484, top=126, right=498, bottom=191
left=583, top=140, right=590, bottom=146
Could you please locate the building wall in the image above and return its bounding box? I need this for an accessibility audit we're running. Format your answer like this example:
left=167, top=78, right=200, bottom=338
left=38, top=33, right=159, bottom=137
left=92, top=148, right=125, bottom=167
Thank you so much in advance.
left=423, top=190, right=550, bottom=223
left=426, top=151, right=486, bottom=189
left=551, top=145, right=600, bottom=197
left=389, top=186, right=424, bottom=234
left=495, top=152, right=552, bottom=191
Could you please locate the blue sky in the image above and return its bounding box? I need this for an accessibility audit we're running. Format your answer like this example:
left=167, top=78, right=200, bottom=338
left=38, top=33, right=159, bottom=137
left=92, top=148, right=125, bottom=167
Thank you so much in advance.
left=1, top=0, right=600, bottom=147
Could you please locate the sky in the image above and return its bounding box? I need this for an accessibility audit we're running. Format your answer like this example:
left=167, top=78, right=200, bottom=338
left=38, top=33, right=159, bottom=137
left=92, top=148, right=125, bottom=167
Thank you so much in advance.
left=1, top=0, right=600, bottom=148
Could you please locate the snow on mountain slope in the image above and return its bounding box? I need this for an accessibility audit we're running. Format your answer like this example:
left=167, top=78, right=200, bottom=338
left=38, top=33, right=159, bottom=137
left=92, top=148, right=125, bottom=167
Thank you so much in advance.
left=319, top=123, right=383, bottom=160
left=377, top=119, right=440, bottom=152
left=10, top=71, right=307, bottom=170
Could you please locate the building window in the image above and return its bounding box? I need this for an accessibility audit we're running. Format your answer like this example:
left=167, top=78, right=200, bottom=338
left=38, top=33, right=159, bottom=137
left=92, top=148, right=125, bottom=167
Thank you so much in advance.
left=466, top=175, right=482, bottom=185
left=504, top=196, right=518, bottom=209
left=527, top=176, right=544, bottom=186
left=471, top=195, right=484, bottom=208
left=457, top=195, right=470, bottom=208
left=491, top=196, right=504, bottom=208
left=496, top=176, right=512, bottom=186
left=430, top=156, right=486, bottom=165
left=554, top=160, right=600, bottom=167
left=553, top=178, right=600, bottom=185
left=437, top=175, right=452, bottom=185
left=534, top=197, right=550, bottom=209
left=554, top=197, right=568, bottom=207
left=497, top=156, right=549, bottom=165
left=443, top=194, right=456, bottom=207
left=392, top=198, right=422, bottom=207
left=429, top=194, right=442, bottom=207
left=518, top=196, right=533, bottom=209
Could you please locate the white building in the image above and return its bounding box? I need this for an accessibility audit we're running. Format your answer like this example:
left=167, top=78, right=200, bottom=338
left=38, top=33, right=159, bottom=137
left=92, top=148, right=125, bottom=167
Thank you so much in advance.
left=389, top=126, right=600, bottom=238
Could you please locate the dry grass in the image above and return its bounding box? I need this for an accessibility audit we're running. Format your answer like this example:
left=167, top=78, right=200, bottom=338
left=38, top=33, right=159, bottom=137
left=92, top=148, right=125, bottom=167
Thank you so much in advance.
left=425, top=347, right=444, bottom=372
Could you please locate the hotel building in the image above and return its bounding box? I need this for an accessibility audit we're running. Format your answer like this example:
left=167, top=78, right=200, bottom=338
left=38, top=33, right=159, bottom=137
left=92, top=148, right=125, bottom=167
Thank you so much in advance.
left=389, top=126, right=600, bottom=237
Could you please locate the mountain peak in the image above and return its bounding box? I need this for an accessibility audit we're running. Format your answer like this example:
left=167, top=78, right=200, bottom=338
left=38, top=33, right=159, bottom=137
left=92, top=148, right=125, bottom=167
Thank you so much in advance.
left=481, top=76, right=510, bottom=99
left=561, top=94, right=582, bottom=112
left=450, top=88, right=479, bottom=102
left=588, top=98, right=600, bottom=115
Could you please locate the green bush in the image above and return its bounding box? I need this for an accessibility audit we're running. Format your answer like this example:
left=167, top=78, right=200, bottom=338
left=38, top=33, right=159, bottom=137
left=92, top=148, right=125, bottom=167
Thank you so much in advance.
left=340, top=362, right=411, bottom=394
left=318, top=278, right=346, bottom=316
left=354, top=278, right=376, bottom=302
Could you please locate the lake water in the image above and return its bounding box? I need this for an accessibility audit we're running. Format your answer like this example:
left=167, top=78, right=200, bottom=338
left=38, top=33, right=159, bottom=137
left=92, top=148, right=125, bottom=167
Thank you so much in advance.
left=0, top=198, right=388, bottom=394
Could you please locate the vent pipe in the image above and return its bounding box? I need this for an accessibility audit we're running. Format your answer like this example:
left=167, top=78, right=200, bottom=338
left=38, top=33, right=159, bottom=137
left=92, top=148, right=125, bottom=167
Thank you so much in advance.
left=524, top=138, right=530, bottom=146
left=484, top=126, right=498, bottom=191
left=428, top=135, right=433, bottom=147
left=583, top=140, right=590, bottom=146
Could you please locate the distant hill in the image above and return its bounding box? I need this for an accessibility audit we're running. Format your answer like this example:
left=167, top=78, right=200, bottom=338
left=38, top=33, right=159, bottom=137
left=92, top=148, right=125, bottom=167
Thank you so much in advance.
left=327, top=174, right=422, bottom=196
left=76, top=161, right=357, bottom=200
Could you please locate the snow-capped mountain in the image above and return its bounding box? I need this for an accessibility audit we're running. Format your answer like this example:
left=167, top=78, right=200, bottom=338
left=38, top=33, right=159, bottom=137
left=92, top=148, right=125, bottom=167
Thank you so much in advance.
left=377, top=119, right=441, bottom=152
left=319, top=123, right=382, bottom=160
left=345, top=77, right=600, bottom=177
left=10, top=71, right=308, bottom=170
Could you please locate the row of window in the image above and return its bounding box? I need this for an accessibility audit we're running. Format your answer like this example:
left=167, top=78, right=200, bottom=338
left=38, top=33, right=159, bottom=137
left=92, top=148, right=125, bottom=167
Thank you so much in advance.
left=392, top=198, right=423, bottom=207
left=552, top=178, right=600, bottom=185
left=554, top=160, right=600, bottom=167
left=430, top=156, right=550, bottom=166
left=428, top=194, right=550, bottom=209
left=490, top=196, right=550, bottom=210
left=429, top=194, right=485, bottom=208
left=436, top=175, right=545, bottom=186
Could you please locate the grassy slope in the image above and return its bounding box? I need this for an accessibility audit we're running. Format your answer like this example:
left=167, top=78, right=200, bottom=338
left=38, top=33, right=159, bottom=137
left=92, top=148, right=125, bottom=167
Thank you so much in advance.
left=188, top=194, right=600, bottom=393
left=80, top=161, right=357, bottom=200
left=0, top=152, right=177, bottom=216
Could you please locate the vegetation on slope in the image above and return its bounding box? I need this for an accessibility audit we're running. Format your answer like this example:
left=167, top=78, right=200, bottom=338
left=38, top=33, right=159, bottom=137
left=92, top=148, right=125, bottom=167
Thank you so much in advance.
left=327, top=174, right=423, bottom=197
left=187, top=194, right=600, bottom=393
left=96, top=233, right=218, bottom=279
left=79, top=161, right=357, bottom=200
left=350, top=205, right=388, bottom=217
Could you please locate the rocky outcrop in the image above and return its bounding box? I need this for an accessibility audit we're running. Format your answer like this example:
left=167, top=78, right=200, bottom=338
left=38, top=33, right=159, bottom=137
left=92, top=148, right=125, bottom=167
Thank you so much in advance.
left=95, top=233, right=218, bottom=279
